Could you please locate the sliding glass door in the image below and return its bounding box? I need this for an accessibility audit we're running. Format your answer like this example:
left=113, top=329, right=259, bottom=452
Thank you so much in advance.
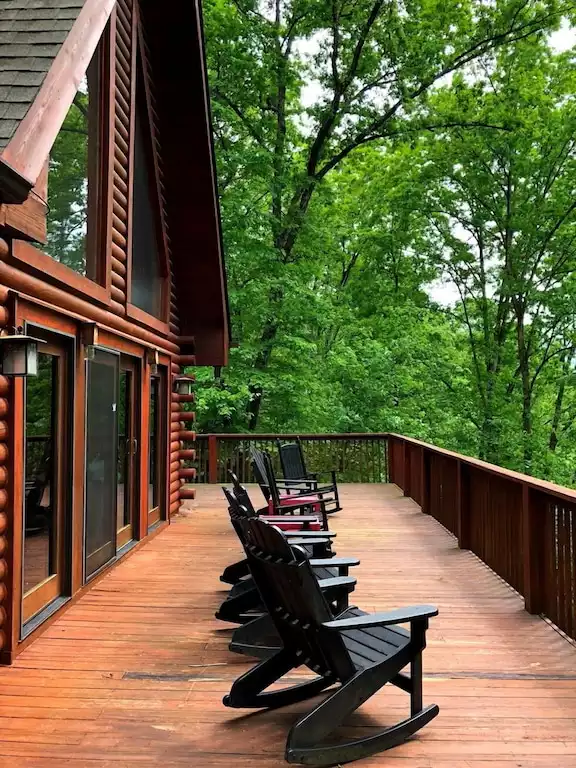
left=85, top=349, right=118, bottom=578
left=22, top=334, right=70, bottom=624
left=117, top=356, right=139, bottom=549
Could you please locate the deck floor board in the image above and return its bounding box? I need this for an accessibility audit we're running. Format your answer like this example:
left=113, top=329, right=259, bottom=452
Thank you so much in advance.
left=1, top=483, right=576, bottom=766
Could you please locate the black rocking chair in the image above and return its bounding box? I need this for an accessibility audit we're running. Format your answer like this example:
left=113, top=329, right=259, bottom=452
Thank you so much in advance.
left=224, top=517, right=439, bottom=766
left=220, top=473, right=336, bottom=587
left=277, top=437, right=341, bottom=513
left=251, top=448, right=333, bottom=523
left=220, top=488, right=360, bottom=658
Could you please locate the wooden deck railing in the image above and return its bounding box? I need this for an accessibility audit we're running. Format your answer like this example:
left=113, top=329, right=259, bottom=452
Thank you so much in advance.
left=195, top=430, right=576, bottom=643
left=389, top=433, right=576, bottom=642
left=195, top=433, right=388, bottom=484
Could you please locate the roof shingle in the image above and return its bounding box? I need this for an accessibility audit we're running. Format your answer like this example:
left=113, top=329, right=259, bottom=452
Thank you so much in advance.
left=0, top=0, right=86, bottom=151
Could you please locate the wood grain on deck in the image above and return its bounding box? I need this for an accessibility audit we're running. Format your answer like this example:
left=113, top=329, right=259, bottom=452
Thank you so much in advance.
left=1, top=484, right=576, bottom=767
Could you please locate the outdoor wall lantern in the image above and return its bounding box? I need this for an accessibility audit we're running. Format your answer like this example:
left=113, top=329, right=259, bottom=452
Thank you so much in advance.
left=173, top=375, right=194, bottom=396
left=82, top=322, right=99, bottom=360
left=0, top=328, right=46, bottom=376
left=149, top=349, right=159, bottom=375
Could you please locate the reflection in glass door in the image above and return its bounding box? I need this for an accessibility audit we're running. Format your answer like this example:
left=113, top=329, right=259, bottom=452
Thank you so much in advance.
left=85, top=349, right=118, bottom=578
left=23, top=340, right=68, bottom=624
left=117, top=357, right=139, bottom=550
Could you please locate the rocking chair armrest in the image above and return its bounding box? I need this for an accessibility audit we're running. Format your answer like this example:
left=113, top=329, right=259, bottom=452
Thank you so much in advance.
left=276, top=478, right=315, bottom=487
left=259, top=515, right=319, bottom=523
left=317, top=576, right=357, bottom=591
left=288, top=537, right=330, bottom=546
left=275, top=483, right=318, bottom=493
left=284, top=530, right=336, bottom=538
left=274, top=497, right=334, bottom=511
left=322, top=605, right=439, bottom=631
left=310, top=557, right=360, bottom=568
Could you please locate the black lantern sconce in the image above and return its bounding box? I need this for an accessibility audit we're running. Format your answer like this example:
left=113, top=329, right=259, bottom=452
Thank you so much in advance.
left=148, top=349, right=159, bottom=375
left=0, top=328, right=46, bottom=377
left=173, top=375, right=194, bottom=396
left=82, top=322, right=99, bottom=360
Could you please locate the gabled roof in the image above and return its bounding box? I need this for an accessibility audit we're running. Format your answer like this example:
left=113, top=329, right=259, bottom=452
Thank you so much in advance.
left=0, top=0, right=116, bottom=203
left=0, top=0, right=85, bottom=156
left=0, top=0, right=229, bottom=364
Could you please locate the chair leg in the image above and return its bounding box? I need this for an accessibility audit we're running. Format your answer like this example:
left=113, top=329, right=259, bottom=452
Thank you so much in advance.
left=411, top=651, right=423, bottom=716
left=221, top=558, right=250, bottom=585
left=224, top=650, right=335, bottom=711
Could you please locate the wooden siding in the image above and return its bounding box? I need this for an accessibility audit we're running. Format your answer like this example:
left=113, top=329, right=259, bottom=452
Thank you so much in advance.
left=0, top=484, right=574, bottom=765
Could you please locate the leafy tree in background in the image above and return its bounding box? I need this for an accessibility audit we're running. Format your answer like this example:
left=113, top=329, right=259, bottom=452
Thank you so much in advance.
left=45, top=93, right=89, bottom=274
left=416, top=38, right=576, bottom=476
left=204, top=0, right=569, bottom=430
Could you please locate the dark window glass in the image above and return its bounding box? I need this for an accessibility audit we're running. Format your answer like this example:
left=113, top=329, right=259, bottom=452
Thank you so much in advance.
left=117, top=370, right=131, bottom=530
left=45, top=38, right=102, bottom=280
left=85, top=350, right=118, bottom=578
left=131, top=97, right=164, bottom=318
left=148, top=377, right=159, bottom=511
left=23, top=354, right=58, bottom=593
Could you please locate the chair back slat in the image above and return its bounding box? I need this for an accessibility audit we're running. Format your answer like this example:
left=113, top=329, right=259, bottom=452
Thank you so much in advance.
left=250, top=447, right=272, bottom=500
left=262, top=451, right=282, bottom=507
left=278, top=440, right=307, bottom=480
left=240, top=518, right=355, bottom=678
left=228, top=471, right=258, bottom=515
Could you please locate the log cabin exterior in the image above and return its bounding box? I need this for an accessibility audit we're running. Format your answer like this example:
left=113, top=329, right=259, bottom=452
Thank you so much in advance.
left=0, top=0, right=228, bottom=662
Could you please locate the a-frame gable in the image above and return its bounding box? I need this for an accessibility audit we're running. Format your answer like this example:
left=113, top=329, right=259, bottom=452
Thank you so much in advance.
left=0, top=0, right=116, bottom=203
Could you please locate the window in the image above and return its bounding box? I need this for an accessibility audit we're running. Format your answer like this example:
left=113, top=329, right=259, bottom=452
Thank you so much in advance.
left=130, top=101, right=164, bottom=318
left=44, top=34, right=104, bottom=280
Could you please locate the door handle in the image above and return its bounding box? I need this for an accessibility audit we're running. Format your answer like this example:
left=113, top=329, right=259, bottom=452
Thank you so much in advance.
left=131, top=438, right=138, bottom=455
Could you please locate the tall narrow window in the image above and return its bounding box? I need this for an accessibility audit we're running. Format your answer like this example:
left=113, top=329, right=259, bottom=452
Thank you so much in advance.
left=44, top=30, right=106, bottom=280
left=130, top=101, right=164, bottom=318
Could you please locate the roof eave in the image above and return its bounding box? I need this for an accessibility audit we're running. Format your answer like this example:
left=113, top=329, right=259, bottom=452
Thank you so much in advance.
left=0, top=158, right=33, bottom=205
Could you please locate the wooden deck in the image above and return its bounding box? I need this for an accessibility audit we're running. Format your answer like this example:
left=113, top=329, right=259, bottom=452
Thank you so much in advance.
left=2, top=484, right=576, bottom=767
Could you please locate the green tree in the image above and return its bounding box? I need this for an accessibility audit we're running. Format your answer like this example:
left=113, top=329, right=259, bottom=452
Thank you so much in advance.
left=205, top=0, right=568, bottom=428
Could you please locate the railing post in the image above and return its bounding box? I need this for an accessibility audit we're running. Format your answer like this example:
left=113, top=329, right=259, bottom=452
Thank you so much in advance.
left=208, top=435, right=218, bottom=484
left=421, top=449, right=430, bottom=514
left=403, top=440, right=409, bottom=496
left=456, top=460, right=471, bottom=549
left=522, top=485, right=546, bottom=614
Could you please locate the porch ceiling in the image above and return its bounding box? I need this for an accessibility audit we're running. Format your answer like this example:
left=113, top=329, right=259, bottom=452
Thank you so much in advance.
left=0, top=484, right=575, bottom=766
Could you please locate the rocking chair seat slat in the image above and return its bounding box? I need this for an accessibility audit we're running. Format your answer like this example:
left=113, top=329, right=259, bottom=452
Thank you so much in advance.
left=338, top=608, right=411, bottom=670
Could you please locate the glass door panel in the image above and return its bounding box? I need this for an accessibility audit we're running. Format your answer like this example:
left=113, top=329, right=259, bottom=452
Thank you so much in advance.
left=85, top=349, right=118, bottom=578
left=117, top=357, right=139, bottom=549
left=23, top=341, right=68, bottom=624
left=148, top=370, right=165, bottom=527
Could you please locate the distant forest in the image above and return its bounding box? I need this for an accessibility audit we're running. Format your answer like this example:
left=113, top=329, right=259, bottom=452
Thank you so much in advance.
left=200, top=0, right=576, bottom=487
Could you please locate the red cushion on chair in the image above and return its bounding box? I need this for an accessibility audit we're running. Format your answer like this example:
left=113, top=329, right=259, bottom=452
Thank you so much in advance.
left=262, top=518, right=322, bottom=532
left=267, top=494, right=322, bottom=515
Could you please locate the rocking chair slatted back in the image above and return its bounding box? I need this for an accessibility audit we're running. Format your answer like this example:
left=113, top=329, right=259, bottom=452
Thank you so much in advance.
left=250, top=447, right=272, bottom=500
left=227, top=473, right=258, bottom=518
left=277, top=439, right=307, bottom=481
left=239, top=517, right=356, bottom=680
